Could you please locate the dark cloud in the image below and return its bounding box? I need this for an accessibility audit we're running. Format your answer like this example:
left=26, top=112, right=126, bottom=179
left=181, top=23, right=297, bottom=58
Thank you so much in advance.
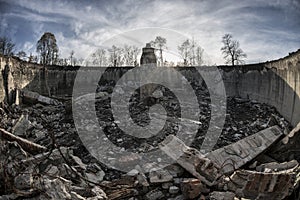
left=0, top=0, right=299, bottom=63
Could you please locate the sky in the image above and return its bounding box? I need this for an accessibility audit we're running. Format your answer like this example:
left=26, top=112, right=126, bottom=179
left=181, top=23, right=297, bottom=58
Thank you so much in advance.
left=0, top=0, right=299, bottom=65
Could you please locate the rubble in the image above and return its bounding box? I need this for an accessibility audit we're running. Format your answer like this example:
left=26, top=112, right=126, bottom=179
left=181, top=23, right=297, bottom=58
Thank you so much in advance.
left=227, top=167, right=299, bottom=200
left=0, top=128, right=47, bottom=154
left=209, top=191, right=235, bottom=200
left=149, top=168, right=173, bottom=183
left=0, top=88, right=299, bottom=199
left=267, top=121, right=300, bottom=162
left=181, top=178, right=209, bottom=199
left=11, top=114, right=32, bottom=136
left=159, top=135, right=221, bottom=186
left=206, top=126, right=283, bottom=174
left=145, top=189, right=164, bottom=200
left=21, top=90, right=62, bottom=106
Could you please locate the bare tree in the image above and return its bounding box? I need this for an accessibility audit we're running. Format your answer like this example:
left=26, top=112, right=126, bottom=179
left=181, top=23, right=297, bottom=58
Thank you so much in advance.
left=91, top=49, right=107, bottom=66
left=28, top=53, right=38, bottom=63
left=195, top=46, right=204, bottom=66
left=221, top=34, right=247, bottom=66
left=17, top=51, right=27, bottom=60
left=123, top=45, right=140, bottom=66
left=151, top=36, right=167, bottom=66
left=69, top=50, right=75, bottom=66
left=178, top=39, right=205, bottom=66
left=0, top=36, right=15, bottom=56
left=178, top=39, right=190, bottom=66
left=108, top=45, right=123, bottom=67
left=36, top=32, right=59, bottom=65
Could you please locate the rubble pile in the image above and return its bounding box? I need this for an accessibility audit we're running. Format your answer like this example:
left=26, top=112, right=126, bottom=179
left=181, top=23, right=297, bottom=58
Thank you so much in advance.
left=0, top=89, right=300, bottom=200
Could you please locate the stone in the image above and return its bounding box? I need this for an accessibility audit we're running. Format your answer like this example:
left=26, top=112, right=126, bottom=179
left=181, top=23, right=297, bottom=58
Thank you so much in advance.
left=165, top=164, right=184, bottom=178
left=169, top=186, right=179, bottom=194
left=12, top=114, right=32, bottom=136
left=85, top=170, right=105, bottom=184
left=209, top=191, right=235, bottom=200
left=145, top=189, right=164, bottom=200
left=88, top=186, right=107, bottom=200
left=149, top=168, right=173, bottom=183
left=162, top=182, right=173, bottom=189
left=45, top=165, right=59, bottom=176
left=181, top=178, right=209, bottom=199
left=206, top=126, right=283, bottom=174
left=70, top=154, right=87, bottom=170
left=14, top=173, right=32, bottom=190
left=126, top=167, right=149, bottom=187
left=38, top=177, right=72, bottom=200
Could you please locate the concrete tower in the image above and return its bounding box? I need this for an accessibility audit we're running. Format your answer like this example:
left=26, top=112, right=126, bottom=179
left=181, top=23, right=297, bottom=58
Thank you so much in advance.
left=140, top=43, right=157, bottom=65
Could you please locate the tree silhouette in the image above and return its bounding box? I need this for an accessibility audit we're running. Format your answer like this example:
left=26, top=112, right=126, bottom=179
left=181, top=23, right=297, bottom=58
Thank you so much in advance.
left=36, top=32, right=59, bottom=65
left=221, top=34, right=247, bottom=66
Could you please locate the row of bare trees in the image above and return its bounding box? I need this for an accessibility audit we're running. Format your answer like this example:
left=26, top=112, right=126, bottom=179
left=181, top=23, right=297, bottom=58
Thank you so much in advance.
left=86, top=45, right=140, bottom=67
left=178, top=38, right=204, bottom=66
left=1, top=32, right=247, bottom=67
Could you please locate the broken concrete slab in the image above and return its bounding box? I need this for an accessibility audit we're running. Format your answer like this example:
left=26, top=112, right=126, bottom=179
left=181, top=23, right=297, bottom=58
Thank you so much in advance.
left=210, top=191, right=235, bottom=200
left=21, top=90, right=62, bottom=106
left=256, top=160, right=299, bottom=172
left=159, top=135, right=221, bottom=186
left=149, top=168, right=173, bottom=183
left=12, top=114, right=32, bottom=136
left=227, top=168, right=299, bottom=200
left=206, top=126, right=283, bottom=174
left=268, top=122, right=300, bottom=162
left=180, top=178, right=209, bottom=199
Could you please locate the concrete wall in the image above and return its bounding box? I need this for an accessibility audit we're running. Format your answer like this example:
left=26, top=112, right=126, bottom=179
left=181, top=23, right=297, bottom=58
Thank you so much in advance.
left=1, top=50, right=299, bottom=126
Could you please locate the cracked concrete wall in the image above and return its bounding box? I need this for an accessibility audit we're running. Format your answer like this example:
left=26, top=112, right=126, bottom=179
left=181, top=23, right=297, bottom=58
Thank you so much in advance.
left=0, top=50, right=299, bottom=126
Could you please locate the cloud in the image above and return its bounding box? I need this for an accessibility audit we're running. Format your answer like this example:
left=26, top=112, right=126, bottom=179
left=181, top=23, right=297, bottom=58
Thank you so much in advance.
left=0, top=0, right=299, bottom=64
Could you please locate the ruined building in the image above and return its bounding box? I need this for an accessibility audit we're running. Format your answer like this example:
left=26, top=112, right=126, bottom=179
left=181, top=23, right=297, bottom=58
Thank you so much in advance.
left=140, top=43, right=157, bottom=65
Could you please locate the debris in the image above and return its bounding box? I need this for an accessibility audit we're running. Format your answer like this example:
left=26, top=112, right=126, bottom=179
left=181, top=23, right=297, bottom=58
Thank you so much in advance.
left=89, top=186, right=107, bottom=200
left=227, top=168, right=299, bottom=200
left=21, top=90, right=62, bottom=106
left=268, top=122, right=300, bottom=161
left=209, top=191, right=235, bottom=200
left=0, top=128, right=47, bottom=154
left=159, top=135, right=221, bottom=186
left=206, top=126, right=283, bottom=174
left=14, top=173, right=33, bottom=190
left=107, top=188, right=138, bottom=200
left=149, top=168, right=173, bottom=183
left=85, top=170, right=105, bottom=184
left=256, top=160, right=299, bottom=172
left=165, top=164, right=184, bottom=178
left=12, top=114, right=32, bottom=136
left=39, top=177, right=72, bottom=200
left=145, top=189, right=164, bottom=200
left=169, top=186, right=180, bottom=194
left=181, top=178, right=209, bottom=199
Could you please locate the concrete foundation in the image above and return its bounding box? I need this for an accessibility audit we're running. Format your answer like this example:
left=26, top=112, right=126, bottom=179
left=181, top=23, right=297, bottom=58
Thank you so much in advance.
left=1, top=49, right=299, bottom=126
